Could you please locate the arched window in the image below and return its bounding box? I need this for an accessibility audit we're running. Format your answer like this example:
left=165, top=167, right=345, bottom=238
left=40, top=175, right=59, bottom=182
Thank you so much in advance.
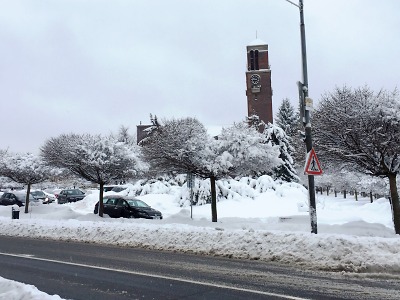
left=254, top=50, right=259, bottom=70
left=249, top=50, right=259, bottom=70
left=250, top=50, right=255, bottom=70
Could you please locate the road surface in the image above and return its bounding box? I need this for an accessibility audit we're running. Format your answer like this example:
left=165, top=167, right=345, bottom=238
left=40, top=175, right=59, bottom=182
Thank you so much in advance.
left=0, top=236, right=399, bottom=299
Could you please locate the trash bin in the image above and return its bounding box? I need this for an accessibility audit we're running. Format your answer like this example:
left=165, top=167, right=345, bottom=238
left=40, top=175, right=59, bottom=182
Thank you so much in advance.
left=12, top=207, right=20, bottom=219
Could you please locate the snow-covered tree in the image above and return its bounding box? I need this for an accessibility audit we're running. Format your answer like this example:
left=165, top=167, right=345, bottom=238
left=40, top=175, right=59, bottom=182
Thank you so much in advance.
left=357, top=173, right=388, bottom=201
left=246, top=114, right=263, bottom=130
left=264, top=123, right=299, bottom=182
left=114, top=125, right=136, bottom=145
left=41, top=133, right=146, bottom=217
left=140, top=117, right=208, bottom=175
left=275, top=98, right=304, bottom=167
left=248, top=113, right=299, bottom=182
left=140, top=117, right=220, bottom=220
left=275, top=98, right=299, bottom=136
left=141, top=117, right=282, bottom=222
left=315, top=173, right=335, bottom=195
left=216, top=122, right=282, bottom=177
left=330, top=170, right=360, bottom=198
left=313, top=86, right=400, bottom=234
left=0, top=151, right=52, bottom=213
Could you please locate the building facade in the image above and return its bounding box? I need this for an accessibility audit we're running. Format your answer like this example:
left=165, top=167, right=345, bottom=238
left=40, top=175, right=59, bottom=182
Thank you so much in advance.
left=245, top=39, right=273, bottom=125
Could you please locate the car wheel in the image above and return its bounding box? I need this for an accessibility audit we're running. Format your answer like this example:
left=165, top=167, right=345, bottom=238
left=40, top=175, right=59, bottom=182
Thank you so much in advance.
left=128, top=214, right=136, bottom=219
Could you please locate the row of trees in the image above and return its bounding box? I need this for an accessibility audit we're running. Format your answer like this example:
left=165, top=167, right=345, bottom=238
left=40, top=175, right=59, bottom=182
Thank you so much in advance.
left=0, top=120, right=297, bottom=221
left=315, top=171, right=388, bottom=200
left=2, top=85, right=399, bottom=232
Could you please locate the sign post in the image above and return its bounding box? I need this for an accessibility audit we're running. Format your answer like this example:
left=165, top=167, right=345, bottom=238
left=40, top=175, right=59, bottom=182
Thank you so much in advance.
left=187, top=172, right=195, bottom=219
left=288, top=0, right=318, bottom=234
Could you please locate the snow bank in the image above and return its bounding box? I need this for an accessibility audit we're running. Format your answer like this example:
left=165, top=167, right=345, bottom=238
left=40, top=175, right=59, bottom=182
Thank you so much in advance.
left=0, top=276, right=63, bottom=300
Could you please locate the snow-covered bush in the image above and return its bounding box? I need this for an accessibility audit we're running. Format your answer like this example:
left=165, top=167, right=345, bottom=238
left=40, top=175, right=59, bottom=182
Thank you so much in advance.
left=175, top=175, right=282, bottom=206
left=121, top=173, right=288, bottom=207
left=128, top=178, right=175, bottom=196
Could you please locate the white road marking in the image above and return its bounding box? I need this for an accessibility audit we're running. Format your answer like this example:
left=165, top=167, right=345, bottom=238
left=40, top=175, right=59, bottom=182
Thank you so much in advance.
left=0, top=252, right=310, bottom=300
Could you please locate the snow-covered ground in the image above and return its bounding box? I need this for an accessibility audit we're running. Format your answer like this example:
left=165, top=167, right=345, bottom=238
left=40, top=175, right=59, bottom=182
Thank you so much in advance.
left=0, top=181, right=399, bottom=299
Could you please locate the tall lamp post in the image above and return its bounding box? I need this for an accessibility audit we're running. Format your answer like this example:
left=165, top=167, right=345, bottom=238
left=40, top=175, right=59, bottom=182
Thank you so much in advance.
left=286, top=0, right=317, bottom=234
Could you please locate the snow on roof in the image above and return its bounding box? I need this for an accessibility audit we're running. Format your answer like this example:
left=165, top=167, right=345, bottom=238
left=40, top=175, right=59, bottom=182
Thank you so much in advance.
left=248, top=38, right=267, bottom=46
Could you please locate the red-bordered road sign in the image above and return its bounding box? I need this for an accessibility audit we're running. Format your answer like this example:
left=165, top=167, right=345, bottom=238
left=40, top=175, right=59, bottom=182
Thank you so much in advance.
left=304, top=148, right=323, bottom=175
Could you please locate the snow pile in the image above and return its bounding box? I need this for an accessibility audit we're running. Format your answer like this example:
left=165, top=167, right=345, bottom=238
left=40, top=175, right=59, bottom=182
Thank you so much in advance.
left=0, top=276, right=63, bottom=300
left=1, top=215, right=399, bottom=273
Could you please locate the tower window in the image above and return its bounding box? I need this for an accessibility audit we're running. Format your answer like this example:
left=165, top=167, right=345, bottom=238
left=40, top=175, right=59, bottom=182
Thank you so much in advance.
left=254, top=50, right=259, bottom=70
left=250, top=50, right=255, bottom=70
left=249, top=50, right=259, bottom=70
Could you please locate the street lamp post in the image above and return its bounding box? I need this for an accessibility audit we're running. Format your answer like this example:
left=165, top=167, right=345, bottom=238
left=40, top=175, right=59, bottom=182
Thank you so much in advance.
left=286, top=0, right=317, bottom=234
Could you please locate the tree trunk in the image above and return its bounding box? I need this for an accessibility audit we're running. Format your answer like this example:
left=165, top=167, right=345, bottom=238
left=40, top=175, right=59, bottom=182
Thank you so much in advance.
left=370, top=191, right=373, bottom=203
left=334, top=190, right=337, bottom=197
left=355, top=190, right=358, bottom=201
left=99, top=182, right=104, bottom=217
left=343, top=190, right=347, bottom=199
left=24, top=183, right=31, bottom=214
left=388, top=173, right=400, bottom=234
left=326, top=187, right=329, bottom=196
left=210, top=176, right=217, bottom=222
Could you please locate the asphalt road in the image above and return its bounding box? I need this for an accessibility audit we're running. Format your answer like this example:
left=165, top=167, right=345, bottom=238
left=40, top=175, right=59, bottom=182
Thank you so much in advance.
left=0, top=236, right=399, bottom=300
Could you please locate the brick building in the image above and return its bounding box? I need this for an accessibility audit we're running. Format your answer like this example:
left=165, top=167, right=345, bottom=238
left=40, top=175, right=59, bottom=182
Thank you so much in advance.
left=245, top=39, right=273, bottom=125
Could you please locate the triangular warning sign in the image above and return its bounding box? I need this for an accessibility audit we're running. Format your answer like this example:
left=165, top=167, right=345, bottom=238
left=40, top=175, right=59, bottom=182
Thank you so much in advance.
left=304, top=148, right=323, bottom=175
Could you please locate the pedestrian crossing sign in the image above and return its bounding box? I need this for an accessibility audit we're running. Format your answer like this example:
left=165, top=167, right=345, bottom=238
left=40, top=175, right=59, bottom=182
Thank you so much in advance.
left=304, top=148, right=323, bottom=175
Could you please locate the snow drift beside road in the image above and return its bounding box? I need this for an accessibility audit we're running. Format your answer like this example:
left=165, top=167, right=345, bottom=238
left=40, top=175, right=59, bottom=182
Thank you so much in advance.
left=0, top=276, right=62, bottom=300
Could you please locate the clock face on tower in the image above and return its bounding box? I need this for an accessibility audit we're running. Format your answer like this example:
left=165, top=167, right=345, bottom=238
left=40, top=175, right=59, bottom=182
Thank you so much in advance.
left=250, top=74, right=260, bottom=85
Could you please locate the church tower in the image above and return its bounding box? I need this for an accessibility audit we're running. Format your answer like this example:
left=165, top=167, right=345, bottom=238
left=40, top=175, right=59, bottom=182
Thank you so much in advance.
left=245, top=39, right=273, bottom=125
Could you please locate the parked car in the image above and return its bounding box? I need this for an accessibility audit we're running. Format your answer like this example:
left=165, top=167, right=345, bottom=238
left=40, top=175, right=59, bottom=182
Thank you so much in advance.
left=110, top=186, right=128, bottom=193
left=94, top=196, right=162, bottom=219
left=0, top=191, right=37, bottom=207
left=57, top=189, right=85, bottom=204
left=103, top=185, right=117, bottom=192
left=31, top=190, right=54, bottom=204
left=103, top=185, right=128, bottom=193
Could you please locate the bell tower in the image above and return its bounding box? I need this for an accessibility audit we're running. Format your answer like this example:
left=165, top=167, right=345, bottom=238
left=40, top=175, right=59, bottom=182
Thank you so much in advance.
left=245, top=39, right=273, bottom=125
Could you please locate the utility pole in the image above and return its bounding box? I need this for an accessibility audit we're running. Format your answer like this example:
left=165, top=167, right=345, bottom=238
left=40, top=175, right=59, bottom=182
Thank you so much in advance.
left=287, top=0, right=317, bottom=234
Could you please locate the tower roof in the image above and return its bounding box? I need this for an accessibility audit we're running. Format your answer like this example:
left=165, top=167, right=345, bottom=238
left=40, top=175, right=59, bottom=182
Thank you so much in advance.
left=248, top=38, right=267, bottom=46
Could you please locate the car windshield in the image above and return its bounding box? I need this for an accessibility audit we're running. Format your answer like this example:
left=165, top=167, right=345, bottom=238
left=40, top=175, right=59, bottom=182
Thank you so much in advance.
left=67, top=190, right=84, bottom=195
left=111, top=187, right=126, bottom=192
left=103, top=186, right=115, bottom=192
left=127, top=199, right=149, bottom=208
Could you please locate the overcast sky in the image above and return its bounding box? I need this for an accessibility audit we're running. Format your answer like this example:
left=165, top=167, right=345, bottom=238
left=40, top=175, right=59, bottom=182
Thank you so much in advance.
left=1, top=0, right=399, bottom=153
